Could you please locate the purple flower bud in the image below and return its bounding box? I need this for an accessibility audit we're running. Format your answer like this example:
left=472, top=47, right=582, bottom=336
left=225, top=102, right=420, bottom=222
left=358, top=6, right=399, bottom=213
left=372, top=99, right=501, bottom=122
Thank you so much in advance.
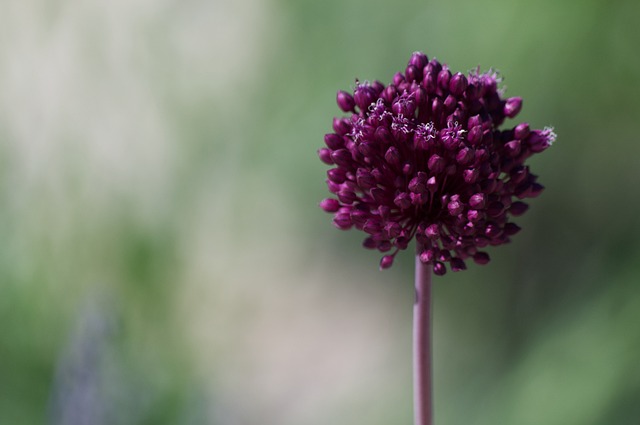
left=402, top=162, right=413, bottom=175
left=467, top=209, right=481, bottom=222
left=484, top=223, right=501, bottom=238
left=332, top=117, right=351, bottom=136
left=527, top=127, right=556, bottom=153
left=379, top=255, right=394, bottom=270
left=393, top=72, right=405, bottom=86
left=409, top=52, right=429, bottom=70
left=383, top=222, right=400, bottom=239
left=394, top=193, right=411, bottom=210
left=350, top=209, right=368, bottom=226
left=509, top=201, right=529, bottom=216
left=431, top=98, right=443, bottom=118
left=504, top=140, right=521, bottom=157
left=422, top=72, right=437, bottom=94
left=392, top=95, right=417, bottom=117
left=333, top=213, right=352, bottom=230
left=410, top=192, right=426, bottom=205
left=385, top=146, right=401, bottom=166
left=414, top=87, right=427, bottom=106
left=356, top=168, right=377, bottom=189
left=444, top=94, right=457, bottom=112
left=433, top=262, right=447, bottom=276
left=504, top=222, right=521, bottom=236
left=426, top=176, right=438, bottom=193
left=529, top=182, right=544, bottom=197
left=465, top=83, right=482, bottom=101
left=326, top=180, right=340, bottom=194
left=324, top=133, right=343, bottom=150
left=514, top=122, right=530, bottom=139
left=473, top=252, right=490, bottom=265
left=437, top=69, right=451, bottom=90
left=449, top=72, right=468, bottom=96
left=438, top=250, right=452, bottom=262
left=382, top=85, right=397, bottom=103
left=337, top=90, right=356, bottom=112
left=456, top=147, right=474, bottom=165
left=469, top=193, right=486, bottom=209
left=318, top=148, right=334, bottom=165
left=427, top=154, right=445, bottom=174
left=354, top=82, right=377, bottom=111
left=419, top=249, right=435, bottom=263
left=363, top=237, right=377, bottom=249
left=510, top=166, right=529, bottom=184
left=357, top=142, right=375, bottom=157
left=425, top=59, right=442, bottom=75
left=327, top=168, right=347, bottom=184
left=372, top=80, right=385, bottom=94
left=486, top=201, right=505, bottom=217
left=408, top=171, right=428, bottom=194
left=370, top=187, right=387, bottom=204
left=405, top=65, right=420, bottom=83
left=378, top=240, right=392, bottom=252
left=374, top=126, right=393, bottom=145
left=466, top=126, right=482, bottom=146
left=425, top=224, right=440, bottom=239
left=450, top=257, right=466, bottom=272
left=320, top=198, right=340, bottom=212
left=504, top=97, right=522, bottom=118
left=448, top=200, right=463, bottom=216
left=463, top=168, right=479, bottom=184
left=393, top=237, right=408, bottom=250
left=338, top=190, right=357, bottom=204
left=363, top=219, right=382, bottom=234
left=330, top=149, right=353, bottom=167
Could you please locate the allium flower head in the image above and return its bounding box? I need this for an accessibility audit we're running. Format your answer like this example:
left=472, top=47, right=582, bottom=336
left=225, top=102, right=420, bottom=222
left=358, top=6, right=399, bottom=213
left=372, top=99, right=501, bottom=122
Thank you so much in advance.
left=319, top=52, right=555, bottom=274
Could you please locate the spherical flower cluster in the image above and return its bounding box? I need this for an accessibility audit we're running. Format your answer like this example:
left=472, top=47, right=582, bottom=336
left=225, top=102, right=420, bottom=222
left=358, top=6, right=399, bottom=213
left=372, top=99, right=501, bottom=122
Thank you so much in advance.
left=319, top=52, right=555, bottom=274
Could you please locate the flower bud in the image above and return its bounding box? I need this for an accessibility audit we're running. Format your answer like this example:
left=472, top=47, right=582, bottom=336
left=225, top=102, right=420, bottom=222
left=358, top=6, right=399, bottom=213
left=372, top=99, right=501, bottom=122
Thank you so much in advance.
left=451, top=257, right=467, bottom=272
left=469, top=193, right=486, bottom=209
left=405, top=65, right=420, bottom=82
left=327, top=168, right=347, bottom=183
left=385, top=146, right=401, bottom=166
left=437, top=69, right=451, bottom=90
left=380, top=255, right=394, bottom=270
left=425, top=224, right=440, bottom=239
left=318, top=148, right=333, bottom=165
left=354, top=83, right=377, bottom=111
left=336, top=90, right=355, bottom=112
left=330, top=149, right=352, bottom=167
left=333, top=118, right=351, bottom=136
left=509, top=201, right=529, bottom=216
left=504, top=97, right=522, bottom=118
left=514, top=122, right=530, bottom=139
left=449, top=72, right=468, bottom=96
left=333, top=213, right=352, bottom=230
left=433, top=262, right=447, bottom=276
left=473, top=251, right=490, bottom=265
left=409, top=52, right=429, bottom=69
left=394, top=193, right=411, bottom=210
left=320, top=198, right=340, bottom=212
left=428, top=154, right=445, bottom=174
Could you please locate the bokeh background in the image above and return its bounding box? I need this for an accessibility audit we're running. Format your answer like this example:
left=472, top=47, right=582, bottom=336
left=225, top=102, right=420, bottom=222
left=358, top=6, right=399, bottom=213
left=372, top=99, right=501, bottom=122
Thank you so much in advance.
left=1, top=0, right=639, bottom=424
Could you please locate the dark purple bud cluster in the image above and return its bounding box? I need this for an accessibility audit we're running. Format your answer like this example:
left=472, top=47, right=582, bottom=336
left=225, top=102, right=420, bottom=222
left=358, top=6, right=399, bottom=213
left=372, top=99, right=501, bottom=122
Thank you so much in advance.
left=319, top=52, right=555, bottom=274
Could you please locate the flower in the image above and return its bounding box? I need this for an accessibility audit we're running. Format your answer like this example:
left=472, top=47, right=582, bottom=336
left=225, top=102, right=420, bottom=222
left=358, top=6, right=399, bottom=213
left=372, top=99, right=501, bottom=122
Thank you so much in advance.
left=319, top=52, right=555, bottom=274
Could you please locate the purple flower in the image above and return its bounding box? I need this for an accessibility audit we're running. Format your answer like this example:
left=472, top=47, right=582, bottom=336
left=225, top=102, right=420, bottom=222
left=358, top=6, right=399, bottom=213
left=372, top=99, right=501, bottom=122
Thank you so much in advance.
left=319, top=52, right=555, bottom=274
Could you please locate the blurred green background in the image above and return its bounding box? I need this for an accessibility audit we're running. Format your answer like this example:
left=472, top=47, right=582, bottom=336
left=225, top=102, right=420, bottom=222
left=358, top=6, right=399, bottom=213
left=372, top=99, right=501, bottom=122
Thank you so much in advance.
left=1, top=0, right=639, bottom=424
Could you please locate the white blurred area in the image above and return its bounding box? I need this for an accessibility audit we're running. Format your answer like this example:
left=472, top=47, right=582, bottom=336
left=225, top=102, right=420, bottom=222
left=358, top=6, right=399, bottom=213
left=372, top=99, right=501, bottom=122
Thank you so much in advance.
left=0, top=1, right=411, bottom=423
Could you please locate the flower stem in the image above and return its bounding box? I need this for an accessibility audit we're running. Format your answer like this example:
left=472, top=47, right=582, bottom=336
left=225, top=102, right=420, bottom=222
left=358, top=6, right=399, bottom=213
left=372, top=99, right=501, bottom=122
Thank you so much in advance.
left=414, top=248, right=433, bottom=425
